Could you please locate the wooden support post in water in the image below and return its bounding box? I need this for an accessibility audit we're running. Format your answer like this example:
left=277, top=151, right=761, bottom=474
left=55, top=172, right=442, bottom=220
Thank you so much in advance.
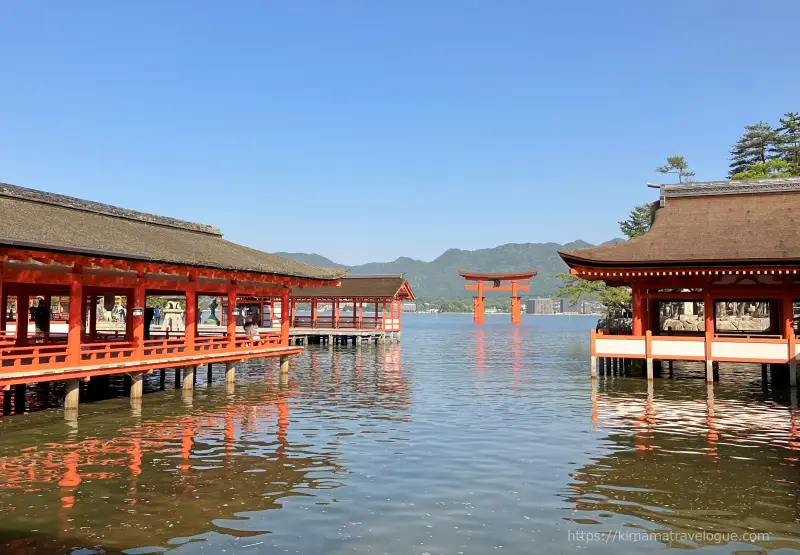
left=645, top=331, right=653, bottom=381
left=762, top=363, right=769, bottom=384
left=160, top=369, right=166, bottom=390
left=280, top=355, right=289, bottom=375
left=174, top=368, right=181, bottom=388
left=183, top=366, right=195, bottom=390
left=3, top=390, right=11, bottom=415
left=590, top=356, right=597, bottom=378
left=207, top=363, right=213, bottom=383
left=225, top=361, right=235, bottom=384
left=64, top=378, right=80, bottom=414
left=14, top=384, right=25, bottom=414
left=130, top=372, right=143, bottom=400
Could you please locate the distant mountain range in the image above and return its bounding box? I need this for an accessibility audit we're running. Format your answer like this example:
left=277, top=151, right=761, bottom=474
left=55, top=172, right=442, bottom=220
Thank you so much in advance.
left=275, top=239, right=623, bottom=300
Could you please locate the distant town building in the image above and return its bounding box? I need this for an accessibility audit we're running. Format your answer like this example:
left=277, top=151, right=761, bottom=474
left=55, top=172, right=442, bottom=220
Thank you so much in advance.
left=580, top=300, right=605, bottom=314
left=402, top=302, right=417, bottom=312
left=526, top=298, right=556, bottom=314
left=525, top=297, right=603, bottom=315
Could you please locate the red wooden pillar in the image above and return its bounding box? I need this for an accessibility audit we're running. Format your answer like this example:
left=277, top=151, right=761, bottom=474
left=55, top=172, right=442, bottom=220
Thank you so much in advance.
left=133, top=278, right=146, bottom=355
left=43, top=294, right=52, bottom=335
left=226, top=285, right=236, bottom=342
left=89, top=294, right=98, bottom=341
left=68, top=274, right=83, bottom=364
left=311, top=299, right=318, bottom=328
left=358, top=300, right=363, bottom=328
left=185, top=281, right=197, bottom=350
left=280, top=285, right=290, bottom=344
left=15, top=291, right=29, bottom=346
left=704, top=292, right=714, bottom=383
left=396, top=298, right=402, bottom=332
left=381, top=301, right=387, bottom=330
left=290, top=300, right=296, bottom=327
left=374, top=302, right=379, bottom=329
left=334, top=300, right=340, bottom=328
left=783, top=295, right=794, bottom=334
left=510, top=281, right=521, bottom=325
left=783, top=292, right=795, bottom=354
left=0, top=278, right=6, bottom=335
left=473, top=281, right=485, bottom=325
left=632, top=284, right=643, bottom=336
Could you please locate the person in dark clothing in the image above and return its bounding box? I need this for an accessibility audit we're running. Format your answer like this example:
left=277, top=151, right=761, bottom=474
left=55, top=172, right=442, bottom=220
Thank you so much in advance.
left=33, top=302, right=50, bottom=334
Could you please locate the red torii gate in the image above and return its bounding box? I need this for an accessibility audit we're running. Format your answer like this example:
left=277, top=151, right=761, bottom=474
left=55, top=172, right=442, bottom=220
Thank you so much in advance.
left=458, top=270, right=537, bottom=325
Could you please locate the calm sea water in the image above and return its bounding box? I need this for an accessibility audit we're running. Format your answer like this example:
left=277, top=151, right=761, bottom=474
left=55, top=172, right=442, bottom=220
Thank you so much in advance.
left=0, top=314, right=798, bottom=554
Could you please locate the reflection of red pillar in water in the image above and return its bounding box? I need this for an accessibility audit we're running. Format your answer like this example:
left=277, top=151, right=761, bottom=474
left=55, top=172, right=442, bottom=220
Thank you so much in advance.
left=128, top=438, right=142, bottom=505
left=634, top=389, right=655, bottom=452
left=790, top=403, right=799, bottom=452
left=475, top=330, right=485, bottom=376
left=706, top=386, right=719, bottom=461
left=225, top=412, right=235, bottom=457
left=276, top=395, right=290, bottom=456
left=590, top=382, right=599, bottom=425
left=179, top=425, right=194, bottom=472
left=58, top=451, right=81, bottom=509
left=511, top=327, right=521, bottom=382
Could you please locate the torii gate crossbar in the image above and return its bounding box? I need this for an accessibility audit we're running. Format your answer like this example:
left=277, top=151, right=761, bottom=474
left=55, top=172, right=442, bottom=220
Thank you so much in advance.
left=458, top=270, right=538, bottom=325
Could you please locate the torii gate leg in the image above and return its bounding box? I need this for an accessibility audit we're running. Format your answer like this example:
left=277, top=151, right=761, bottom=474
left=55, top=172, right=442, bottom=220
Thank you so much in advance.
left=473, top=280, right=485, bottom=325
left=511, top=280, right=521, bottom=325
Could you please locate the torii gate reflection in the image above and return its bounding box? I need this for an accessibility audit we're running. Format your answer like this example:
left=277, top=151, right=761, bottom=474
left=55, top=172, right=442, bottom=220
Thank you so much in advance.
left=458, top=270, right=537, bottom=325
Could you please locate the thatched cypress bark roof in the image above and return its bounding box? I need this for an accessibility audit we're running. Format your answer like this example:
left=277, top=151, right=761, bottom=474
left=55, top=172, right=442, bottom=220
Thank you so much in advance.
left=559, top=177, right=800, bottom=268
left=291, top=276, right=414, bottom=300
left=0, top=183, right=347, bottom=281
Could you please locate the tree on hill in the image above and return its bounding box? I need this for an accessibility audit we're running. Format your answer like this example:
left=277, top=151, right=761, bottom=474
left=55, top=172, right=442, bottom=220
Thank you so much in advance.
left=656, top=155, right=695, bottom=183
left=776, top=112, right=800, bottom=171
left=728, top=122, right=779, bottom=177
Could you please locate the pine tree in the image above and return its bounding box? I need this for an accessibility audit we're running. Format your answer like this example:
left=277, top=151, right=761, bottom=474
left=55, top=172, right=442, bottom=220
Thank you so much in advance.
left=728, top=122, right=778, bottom=177
left=776, top=112, right=800, bottom=170
left=655, top=155, right=695, bottom=183
left=618, top=204, right=655, bottom=239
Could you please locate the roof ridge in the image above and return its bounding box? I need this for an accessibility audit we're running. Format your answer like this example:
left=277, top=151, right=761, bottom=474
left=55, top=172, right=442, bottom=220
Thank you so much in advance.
left=0, top=182, right=222, bottom=236
left=653, top=177, right=800, bottom=200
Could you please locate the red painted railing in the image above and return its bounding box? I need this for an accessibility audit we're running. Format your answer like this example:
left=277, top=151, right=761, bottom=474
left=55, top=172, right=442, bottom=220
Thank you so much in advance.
left=0, top=332, right=286, bottom=378
left=292, top=316, right=384, bottom=330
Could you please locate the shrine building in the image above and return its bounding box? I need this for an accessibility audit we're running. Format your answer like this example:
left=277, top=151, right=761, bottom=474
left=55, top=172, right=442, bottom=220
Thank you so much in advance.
left=0, top=183, right=346, bottom=417
left=559, top=177, right=800, bottom=387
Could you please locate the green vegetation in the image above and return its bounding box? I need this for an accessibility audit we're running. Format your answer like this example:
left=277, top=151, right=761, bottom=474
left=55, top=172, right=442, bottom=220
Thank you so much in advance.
left=729, top=112, right=800, bottom=178
left=656, top=155, right=695, bottom=183
left=618, top=203, right=655, bottom=240
left=433, top=298, right=512, bottom=313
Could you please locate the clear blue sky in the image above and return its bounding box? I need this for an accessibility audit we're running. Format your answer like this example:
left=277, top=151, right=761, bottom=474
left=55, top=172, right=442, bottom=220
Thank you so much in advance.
left=1, top=1, right=798, bottom=265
